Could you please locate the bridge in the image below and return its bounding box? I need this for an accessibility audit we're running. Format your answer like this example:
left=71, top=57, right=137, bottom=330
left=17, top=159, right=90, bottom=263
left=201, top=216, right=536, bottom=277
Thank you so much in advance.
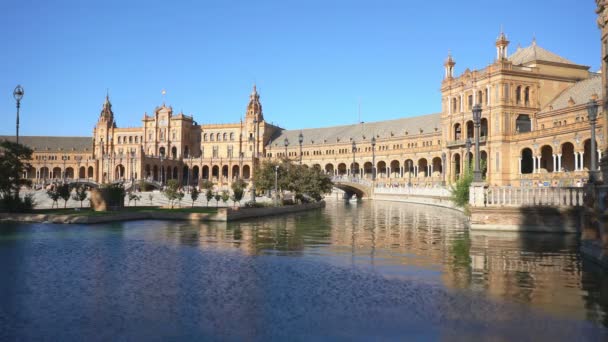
left=331, top=176, right=373, bottom=199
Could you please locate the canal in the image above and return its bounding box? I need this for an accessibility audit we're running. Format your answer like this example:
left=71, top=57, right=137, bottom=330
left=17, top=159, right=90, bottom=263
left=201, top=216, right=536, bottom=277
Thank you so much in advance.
left=1, top=201, right=607, bottom=340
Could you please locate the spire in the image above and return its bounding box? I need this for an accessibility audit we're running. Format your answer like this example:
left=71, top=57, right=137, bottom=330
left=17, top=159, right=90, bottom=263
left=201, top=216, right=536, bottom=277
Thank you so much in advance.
left=444, top=50, right=456, bottom=79
left=99, top=92, right=114, bottom=123
left=246, top=84, right=263, bottom=121
left=495, top=27, right=510, bottom=61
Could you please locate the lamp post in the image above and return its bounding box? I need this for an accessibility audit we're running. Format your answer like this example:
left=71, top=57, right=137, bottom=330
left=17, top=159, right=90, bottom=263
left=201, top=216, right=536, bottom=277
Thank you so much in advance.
left=351, top=141, right=357, bottom=178
left=587, top=99, right=599, bottom=183
left=298, top=132, right=304, bottom=164
left=274, top=165, right=279, bottom=206
left=472, top=104, right=483, bottom=182
left=371, top=136, right=376, bottom=181
left=13, top=85, right=24, bottom=145
left=465, top=137, right=471, bottom=170
left=284, top=138, right=289, bottom=158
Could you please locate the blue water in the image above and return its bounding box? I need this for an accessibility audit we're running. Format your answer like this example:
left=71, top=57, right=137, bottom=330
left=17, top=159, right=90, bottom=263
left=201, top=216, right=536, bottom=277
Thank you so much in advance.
left=0, top=201, right=606, bottom=341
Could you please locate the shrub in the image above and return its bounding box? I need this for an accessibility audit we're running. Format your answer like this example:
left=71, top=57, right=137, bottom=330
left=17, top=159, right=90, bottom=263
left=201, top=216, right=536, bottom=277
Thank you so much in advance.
left=450, top=167, right=473, bottom=207
left=0, top=194, right=35, bottom=212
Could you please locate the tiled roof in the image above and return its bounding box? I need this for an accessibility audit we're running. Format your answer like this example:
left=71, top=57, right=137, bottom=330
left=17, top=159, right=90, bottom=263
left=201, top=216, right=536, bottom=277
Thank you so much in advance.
left=268, top=113, right=441, bottom=148
left=509, top=43, right=577, bottom=66
left=0, top=136, right=93, bottom=152
left=540, top=75, right=601, bottom=113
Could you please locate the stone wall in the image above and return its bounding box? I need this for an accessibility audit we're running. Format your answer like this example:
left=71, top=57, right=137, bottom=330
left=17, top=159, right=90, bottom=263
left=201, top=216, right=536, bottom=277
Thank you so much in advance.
left=470, top=207, right=581, bottom=233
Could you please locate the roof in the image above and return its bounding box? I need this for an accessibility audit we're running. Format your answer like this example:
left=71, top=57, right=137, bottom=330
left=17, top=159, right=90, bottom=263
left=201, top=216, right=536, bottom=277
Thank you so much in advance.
left=268, top=113, right=441, bottom=148
left=540, top=75, right=601, bottom=113
left=0, top=136, right=92, bottom=152
left=509, top=42, right=577, bottom=66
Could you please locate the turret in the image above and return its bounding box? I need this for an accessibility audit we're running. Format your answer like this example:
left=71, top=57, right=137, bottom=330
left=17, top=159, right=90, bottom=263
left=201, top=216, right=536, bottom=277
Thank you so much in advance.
left=496, top=30, right=510, bottom=61
left=444, top=51, right=456, bottom=79
left=245, top=84, right=264, bottom=122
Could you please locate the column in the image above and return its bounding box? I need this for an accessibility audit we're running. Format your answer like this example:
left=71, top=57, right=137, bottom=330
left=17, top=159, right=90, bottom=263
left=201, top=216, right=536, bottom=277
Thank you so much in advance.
left=532, top=156, right=537, bottom=173
left=580, top=152, right=584, bottom=171
left=552, top=154, right=556, bottom=173
left=460, top=94, right=464, bottom=112
left=518, top=157, right=522, bottom=175
left=430, top=164, right=433, bottom=177
left=574, top=152, right=579, bottom=171
left=400, top=166, right=404, bottom=178
left=557, top=154, right=562, bottom=172
left=537, top=156, right=542, bottom=173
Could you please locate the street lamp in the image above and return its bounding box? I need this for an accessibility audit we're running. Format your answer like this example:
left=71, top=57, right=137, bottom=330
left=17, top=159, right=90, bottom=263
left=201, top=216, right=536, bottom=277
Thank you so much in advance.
left=351, top=140, right=357, bottom=178
left=298, top=132, right=304, bottom=165
left=465, top=137, right=471, bottom=170
left=274, top=165, right=279, bottom=206
left=472, top=104, right=483, bottom=182
left=587, top=99, right=599, bottom=183
left=13, top=85, right=24, bottom=145
left=371, top=136, right=376, bottom=181
left=284, top=138, right=289, bottom=158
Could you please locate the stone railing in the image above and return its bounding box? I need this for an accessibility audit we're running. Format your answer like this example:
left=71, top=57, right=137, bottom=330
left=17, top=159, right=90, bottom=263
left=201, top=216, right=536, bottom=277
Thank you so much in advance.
left=331, top=176, right=373, bottom=187
left=374, top=186, right=451, bottom=197
left=482, top=186, right=584, bottom=207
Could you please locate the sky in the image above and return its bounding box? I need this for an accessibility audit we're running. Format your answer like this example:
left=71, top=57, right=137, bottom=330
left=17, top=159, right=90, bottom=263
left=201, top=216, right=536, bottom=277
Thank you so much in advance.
left=0, top=0, right=601, bottom=136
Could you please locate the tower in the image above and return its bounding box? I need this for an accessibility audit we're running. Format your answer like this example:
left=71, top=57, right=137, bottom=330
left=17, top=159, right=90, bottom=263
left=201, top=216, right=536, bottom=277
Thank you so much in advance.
left=496, top=30, right=510, bottom=61
left=94, top=93, right=116, bottom=158
left=444, top=51, right=456, bottom=79
left=245, top=84, right=264, bottom=122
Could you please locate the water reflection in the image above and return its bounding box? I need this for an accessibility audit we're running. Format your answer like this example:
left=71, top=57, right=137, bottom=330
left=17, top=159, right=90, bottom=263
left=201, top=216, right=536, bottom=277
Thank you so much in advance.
left=1, top=200, right=607, bottom=339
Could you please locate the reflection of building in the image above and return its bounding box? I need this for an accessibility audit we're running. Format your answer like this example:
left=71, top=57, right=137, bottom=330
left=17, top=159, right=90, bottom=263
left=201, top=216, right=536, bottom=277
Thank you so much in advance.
left=2, top=32, right=603, bottom=187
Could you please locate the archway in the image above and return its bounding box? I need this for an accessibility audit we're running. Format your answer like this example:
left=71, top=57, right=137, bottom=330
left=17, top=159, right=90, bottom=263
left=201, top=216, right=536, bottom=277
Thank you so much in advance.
left=561, top=142, right=575, bottom=172
left=222, top=165, right=229, bottom=179
left=452, top=154, right=461, bottom=179
left=377, top=161, right=387, bottom=178
left=78, top=166, right=86, bottom=179
left=153, top=165, right=159, bottom=181
left=516, top=114, right=531, bottom=133
left=325, top=163, right=334, bottom=175
left=65, top=167, right=74, bottom=179
left=182, top=166, right=189, bottom=185
left=540, top=145, right=553, bottom=172
left=432, top=157, right=442, bottom=177
left=40, top=167, right=49, bottom=180
left=115, top=164, right=125, bottom=180
left=480, top=151, right=488, bottom=179
left=454, top=123, right=462, bottom=140
left=87, top=166, right=94, bottom=178
left=466, top=121, right=474, bottom=139
left=193, top=166, right=200, bottom=183
left=52, top=167, right=61, bottom=179
left=159, top=146, right=166, bottom=157
left=390, top=160, right=400, bottom=178
left=232, top=165, right=240, bottom=180
left=418, top=158, right=428, bottom=177
left=338, top=163, right=347, bottom=176
left=350, top=162, right=360, bottom=176
left=243, top=165, right=251, bottom=179
left=363, top=162, right=373, bottom=178
left=212, top=165, right=220, bottom=179
left=521, top=148, right=533, bottom=174
left=171, top=146, right=177, bottom=159
left=480, top=118, right=488, bottom=138
left=202, top=165, right=210, bottom=180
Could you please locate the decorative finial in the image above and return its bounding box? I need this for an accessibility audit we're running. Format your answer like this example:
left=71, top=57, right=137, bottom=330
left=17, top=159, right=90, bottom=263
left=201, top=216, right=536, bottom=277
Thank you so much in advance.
left=532, top=33, right=536, bottom=45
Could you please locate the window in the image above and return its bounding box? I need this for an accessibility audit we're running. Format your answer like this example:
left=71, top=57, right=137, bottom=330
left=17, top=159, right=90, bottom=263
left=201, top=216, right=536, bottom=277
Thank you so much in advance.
left=230, top=132, right=234, bottom=141
left=228, top=145, right=233, bottom=158
left=213, top=146, right=218, bottom=158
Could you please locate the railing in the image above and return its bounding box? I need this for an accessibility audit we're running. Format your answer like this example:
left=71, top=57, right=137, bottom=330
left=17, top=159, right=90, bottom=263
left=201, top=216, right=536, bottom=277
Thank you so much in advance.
left=374, top=186, right=451, bottom=197
left=331, top=176, right=373, bottom=187
left=483, top=186, right=584, bottom=207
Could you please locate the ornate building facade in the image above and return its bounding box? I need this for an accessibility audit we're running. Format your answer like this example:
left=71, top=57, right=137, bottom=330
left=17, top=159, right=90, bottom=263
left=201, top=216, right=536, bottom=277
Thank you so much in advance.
left=3, top=31, right=604, bottom=189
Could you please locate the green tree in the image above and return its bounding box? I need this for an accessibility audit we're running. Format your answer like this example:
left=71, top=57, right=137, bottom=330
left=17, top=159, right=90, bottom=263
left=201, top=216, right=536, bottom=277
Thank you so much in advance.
left=231, top=179, right=245, bottom=207
left=57, top=183, right=71, bottom=208
left=163, top=179, right=180, bottom=208
left=221, top=190, right=230, bottom=207
left=450, top=166, right=473, bottom=207
left=0, top=140, right=33, bottom=211
left=46, top=188, right=60, bottom=208
left=205, top=189, right=214, bottom=207
left=214, top=192, right=221, bottom=208
left=72, top=186, right=88, bottom=208
left=177, top=191, right=185, bottom=207
left=200, top=179, right=214, bottom=191
left=190, top=187, right=200, bottom=207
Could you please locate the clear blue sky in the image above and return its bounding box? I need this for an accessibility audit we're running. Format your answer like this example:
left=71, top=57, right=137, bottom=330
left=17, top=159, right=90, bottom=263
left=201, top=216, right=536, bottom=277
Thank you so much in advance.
left=0, top=0, right=600, bottom=136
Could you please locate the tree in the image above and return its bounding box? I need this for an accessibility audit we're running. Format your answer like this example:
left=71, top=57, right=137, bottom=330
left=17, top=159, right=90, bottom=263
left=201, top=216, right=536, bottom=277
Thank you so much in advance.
left=72, top=186, right=88, bottom=208
left=0, top=140, right=33, bottom=211
left=221, top=190, right=229, bottom=207
left=57, top=183, right=71, bottom=208
left=190, top=187, right=200, bottom=207
left=214, top=192, right=221, bottom=208
left=163, top=179, right=180, bottom=208
left=177, top=191, right=184, bottom=208
left=46, top=188, right=60, bottom=208
left=200, top=179, right=214, bottom=191
left=231, top=179, right=245, bottom=207
left=450, top=165, right=473, bottom=207
left=205, top=189, right=214, bottom=207
left=128, top=192, right=141, bottom=207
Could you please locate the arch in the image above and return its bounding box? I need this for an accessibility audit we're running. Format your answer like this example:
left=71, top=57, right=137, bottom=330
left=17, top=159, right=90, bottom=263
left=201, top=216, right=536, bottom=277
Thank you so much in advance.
left=159, top=146, right=166, bottom=157
left=223, top=133, right=227, bottom=141
left=230, top=132, right=235, bottom=141
left=516, top=114, right=531, bottom=133
left=232, top=165, right=240, bottom=179
left=212, top=165, right=220, bottom=179
left=480, top=151, right=488, bottom=178
left=115, top=164, right=125, bottom=180
left=182, top=166, right=189, bottom=185
left=454, top=123, right=462, bottom=140
left=480, top=118, right=488, bottom=138
left=153, top=165, right=159, bottom=181
left=242, top=165, right=251, bottom=179
left=524, top=86, right=530, bottom=105
left=202, top=165, right=210, bottom=180
left=312, top=164, right=321, bottom=170
left=363, top=162, right=373, bottom=178
left=65, top=167, right=74, bottom=179
left=173, top=166, right=178, bottom=179
left=390, top=160, right=400, bottom=178
left=222, top=165, right=229, bottom=179
left=216, top=133, right=221, bottom=141
left=210, top=133, right=214, bottom=141
left=452, top=153, right=461, bottom=178
left=193, top=165, right=200, bottom=183
left=171, top=146, right=177, bottom=159
left=338, top=163, right=347, bottom=176
left=87, top=166, right=94, bottom=178
left=377, top=161, right=387, bottom=178
left=40, top=166, right=49, bottom=180
left=203, top=133, right=208, bottom=141
left=78, top=166, right=86, bottom=179
left=350, top=162, right=360, bottom=176
left=466, top=120, right=474, bottom=139
left=432, top=157, right=442, bottom=176
left=583, top=139, right=598, bottom=170
left=477, top=90, right=483, bottom=105
left=561, top=142, right=575, bottom=172
left=521, top=148, right=534, bottom=174
left=516, top=85, right=522, bottom=104
left=52, top=167, right=62, bottom=179
left=540, top=145, right=553, bottom=172
left=325, top=163, right=335, bottom=175
left=417, top=158, right=428, bottom=177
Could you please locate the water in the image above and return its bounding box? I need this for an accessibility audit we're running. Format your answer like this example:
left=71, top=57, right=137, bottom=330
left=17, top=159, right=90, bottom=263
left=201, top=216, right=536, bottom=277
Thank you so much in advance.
left=1, top=201, right=607, bottom=340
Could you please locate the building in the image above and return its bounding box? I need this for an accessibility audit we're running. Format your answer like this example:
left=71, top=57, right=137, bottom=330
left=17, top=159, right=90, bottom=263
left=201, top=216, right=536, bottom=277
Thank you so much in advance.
left=2, top=31, right=603, bottom=189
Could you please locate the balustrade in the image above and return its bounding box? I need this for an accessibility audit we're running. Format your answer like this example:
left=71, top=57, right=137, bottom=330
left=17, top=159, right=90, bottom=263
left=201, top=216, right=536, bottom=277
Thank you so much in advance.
left=483, top=186, right=584, bottom=207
